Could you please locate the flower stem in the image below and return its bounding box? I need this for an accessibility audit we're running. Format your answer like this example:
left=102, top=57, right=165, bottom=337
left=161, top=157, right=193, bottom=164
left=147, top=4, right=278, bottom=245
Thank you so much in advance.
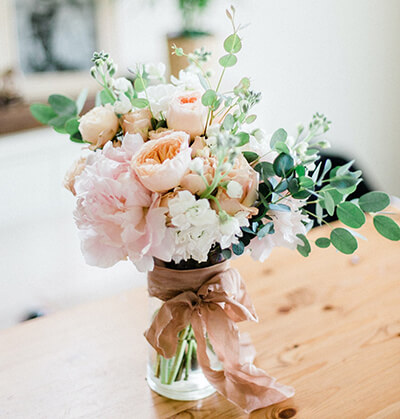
left=167, top=326, right=190, bottom=384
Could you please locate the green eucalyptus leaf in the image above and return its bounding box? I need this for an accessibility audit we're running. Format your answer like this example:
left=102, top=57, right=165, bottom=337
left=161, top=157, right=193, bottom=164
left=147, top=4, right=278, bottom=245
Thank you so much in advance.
left=337, top=202, right=366, bottom=228
left=324, top=191, right=336, bottom=216
left=219, top=54, right=237, bottom=68
left=232, top=241, right=245, bottom=255
left=69, top=131, right=84, bottom=143
left=76, top=88, right=88, bottom=114
left=299, top=176, right=314, bottom=189
left=330, top=175, right=359, bottom=190
left=296, top=233, right=311, bottom=257
left=257, top=222, right=274, bottom=238
left=48, top=94, right=77, bottom=116
left=99, top=89, right=115, bottom=105
left=30, top=104, right=57, bottom=125
left=246, top=114, right=257, bottom=124
left=201, top=89, right=217, bottom=106
left=269, top=203, right=291, bottom=212
left=373, top=215, right=400, bottom=241
left=255, top=161, right=275, bottom=181
left=134, top=77, right=147, bottom=92
left=295, top=165, right=306, bottom=177
left=48, top=114, right=71, bottom=129
left=270, top=128, right=287, bottom=148
left=237, top=132, right=250, bottom=146
left=242, top=151, right=259, bottom=163
left=224, top=34, right=242, bottom=53
left=131, top=98, right=149, bottom=108
left=221, top=248, right=232, bottom=259
left=274, top=141, right=290, bottom=154
left=292, top=190, right=311, bottom=199
left=273, top=153, right=294, bottom=177
left=330, top=228, right=358, bottom=254
left=359, top=191, right=390, bottom=213
left=65, top=118, right=80, bottom=135
left=315, top=237, right=331, bottom=248
left=288, top=178, right=300, bottom=194
left=223, top=113, right=235, bottom=131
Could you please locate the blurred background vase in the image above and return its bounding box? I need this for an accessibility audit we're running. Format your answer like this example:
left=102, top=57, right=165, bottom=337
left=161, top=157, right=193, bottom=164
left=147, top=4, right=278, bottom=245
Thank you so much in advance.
left=166, top=0, right=218, bottom=77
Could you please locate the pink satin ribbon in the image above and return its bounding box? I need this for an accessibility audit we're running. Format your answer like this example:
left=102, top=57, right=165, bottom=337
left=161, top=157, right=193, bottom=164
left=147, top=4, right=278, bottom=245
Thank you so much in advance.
left=145, top=261, right=294, bottom=413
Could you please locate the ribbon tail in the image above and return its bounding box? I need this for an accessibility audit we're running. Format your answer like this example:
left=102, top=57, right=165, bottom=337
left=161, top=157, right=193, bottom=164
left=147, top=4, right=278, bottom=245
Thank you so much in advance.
left=191, top=306, right=294, bottom=413
left=144, top=294, right=194, bottom=358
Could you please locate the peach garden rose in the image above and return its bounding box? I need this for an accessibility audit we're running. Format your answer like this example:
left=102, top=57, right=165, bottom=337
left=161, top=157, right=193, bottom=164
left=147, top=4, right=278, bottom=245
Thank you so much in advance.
left=131, top=130, right=191, bottom=193
left=78, top=104, right=119, bottom=149
left=166, top=91, right=208, bottom=138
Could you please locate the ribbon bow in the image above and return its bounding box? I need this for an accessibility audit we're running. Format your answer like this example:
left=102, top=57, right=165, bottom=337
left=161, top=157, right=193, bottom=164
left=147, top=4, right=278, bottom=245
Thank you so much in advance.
left=145, top=262, right=294, bottom=413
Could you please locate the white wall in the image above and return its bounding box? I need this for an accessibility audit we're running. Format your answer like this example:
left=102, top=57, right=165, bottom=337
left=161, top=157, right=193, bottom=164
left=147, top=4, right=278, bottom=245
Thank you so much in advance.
left=111, top=0, right=400, bottom=195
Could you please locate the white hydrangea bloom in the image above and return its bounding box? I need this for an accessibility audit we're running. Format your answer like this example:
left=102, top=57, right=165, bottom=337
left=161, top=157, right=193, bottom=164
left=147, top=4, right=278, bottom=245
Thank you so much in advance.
left=144, top=84, right=178, bottom=119
left=249, top=197, right=309, bottom=262
left=218, top=211, right=248, bottom=249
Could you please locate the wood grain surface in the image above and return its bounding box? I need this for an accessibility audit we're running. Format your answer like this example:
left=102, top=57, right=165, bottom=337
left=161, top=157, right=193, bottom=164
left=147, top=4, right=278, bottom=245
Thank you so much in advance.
left=0, top=216, right=399, bottom=419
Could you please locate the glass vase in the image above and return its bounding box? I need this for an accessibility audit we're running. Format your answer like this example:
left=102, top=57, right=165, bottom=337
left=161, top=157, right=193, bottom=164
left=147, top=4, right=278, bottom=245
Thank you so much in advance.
left=146, top=249, right=224, bottom=401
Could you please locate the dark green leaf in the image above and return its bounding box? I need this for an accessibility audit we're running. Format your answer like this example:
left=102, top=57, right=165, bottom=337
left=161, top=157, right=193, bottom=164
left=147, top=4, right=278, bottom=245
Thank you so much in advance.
left=48, top=94, right=77, bottom=116
left=243, top=151, right=258, bottom=163
left=219, top=54, right=237, bottom=68
left=30, top=104, right=57, bottom=125
left=337, top=202, right=366, bottom=228
left=330, top=175, right=359, bottom=190
left=296, top=234, right=311, bottom=257
left=299, top=176, right=314, bottom=189
left=295, top=165, right=306, bottom=177
left=359, top=191, right=390, bottom=213
left=288, top=178, right=300, bottom=194
left=273, top=153, right=294, bottom=177
left=223, top=34, right=242, bottom=53
left=232, top=241, right=245, bottom=255
left=255, top=162, right=275, bottom=181
left=373, top=215, right=400, bottom=241
left=330, top=228, right=358, bottom=254
left=315, top=238, right=331, bottom=248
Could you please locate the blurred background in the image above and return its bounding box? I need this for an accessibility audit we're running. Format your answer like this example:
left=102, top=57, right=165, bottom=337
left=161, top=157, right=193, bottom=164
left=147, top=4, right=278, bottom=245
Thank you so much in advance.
left=0, top=0, right=399, bottom=329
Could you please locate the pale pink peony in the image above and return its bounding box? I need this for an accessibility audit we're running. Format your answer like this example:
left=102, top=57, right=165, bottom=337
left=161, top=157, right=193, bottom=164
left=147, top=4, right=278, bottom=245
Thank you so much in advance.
left=131, top=130, right=191, bottom=193
left=120, top=109, right=152, bottom=140
left=73, top=134, right=173, bottom=271
left=166, top=91, right=207, bottom=138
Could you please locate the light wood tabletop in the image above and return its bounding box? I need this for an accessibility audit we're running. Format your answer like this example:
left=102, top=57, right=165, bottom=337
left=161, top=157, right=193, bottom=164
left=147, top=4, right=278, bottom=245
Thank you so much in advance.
left=0, top=216, right=399, bottom=419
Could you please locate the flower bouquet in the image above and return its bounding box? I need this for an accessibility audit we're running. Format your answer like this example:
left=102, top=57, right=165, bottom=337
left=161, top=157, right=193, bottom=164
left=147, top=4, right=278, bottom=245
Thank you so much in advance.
left=31, top=6, right=399, bottom=413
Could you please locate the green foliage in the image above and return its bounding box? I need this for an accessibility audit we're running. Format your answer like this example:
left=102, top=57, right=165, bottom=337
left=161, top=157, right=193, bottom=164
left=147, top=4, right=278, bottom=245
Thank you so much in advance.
left=330, top=228, right=358, bottom=254
left=224, top=34, right=242, bottom=53
left=201, top=89, right=217, bottom=106
left=273, top=153, right=294, bottom=177
left=270, top=128, right=287, bottom=148
left=373, top=215, right=400, bottom=241
left=131, top=98, right=149, bottom=108
left=315, top=238, right=331, bottom=248
left=297, top=234, right=311, bottom=257
left=242, top=151, right=259, bottom=163
left=48, top=95, right=77, bottom=116
left=30, top=104, right=57, bottom=125
left=219, top=54, right=237, bottom=68
left=254, top=162, right=275, bottom=181
left=359, top=191, right=390, bottom=213
left=76, top=88, right=88, bottom=114
left=336, top=202, right=366, bottom=228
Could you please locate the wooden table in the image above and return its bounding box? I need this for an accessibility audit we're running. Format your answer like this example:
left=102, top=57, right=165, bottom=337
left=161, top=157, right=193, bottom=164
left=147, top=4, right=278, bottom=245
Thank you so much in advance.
left=0, top=217, right=399, bottom=419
